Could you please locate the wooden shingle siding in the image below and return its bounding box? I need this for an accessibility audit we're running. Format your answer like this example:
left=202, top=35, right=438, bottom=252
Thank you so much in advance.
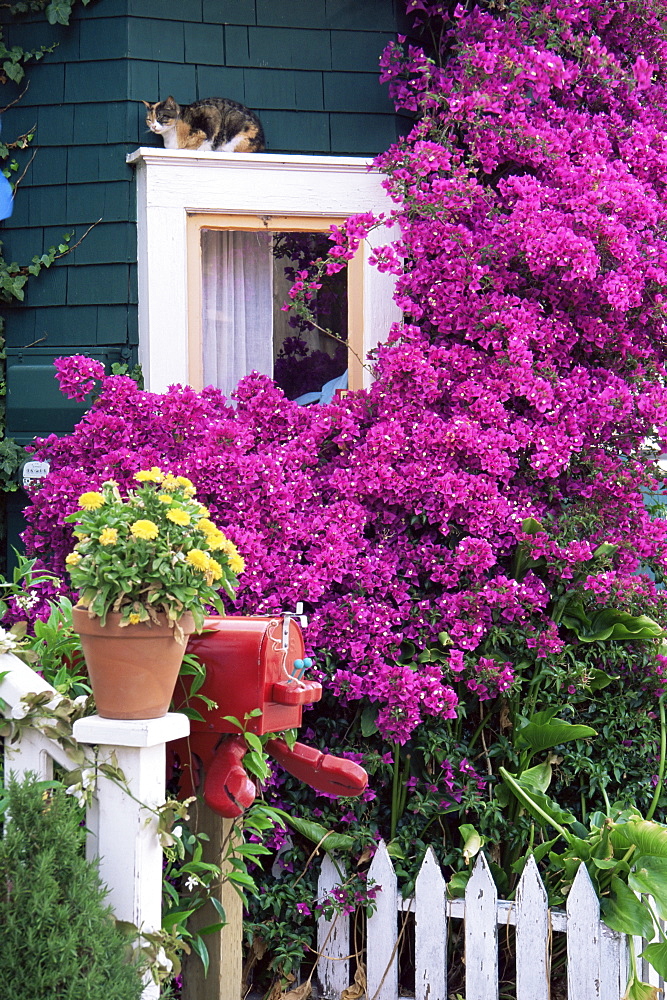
left=1, top=0, right=405, bottom=443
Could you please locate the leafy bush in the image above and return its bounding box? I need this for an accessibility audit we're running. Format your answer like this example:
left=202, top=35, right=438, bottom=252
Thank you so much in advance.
left=0, top=772, right=144, bottom=1000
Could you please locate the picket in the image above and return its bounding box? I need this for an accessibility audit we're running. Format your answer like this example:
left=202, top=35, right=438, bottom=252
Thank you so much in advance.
left=515, top=854, right=549, bottom=1000
left=465, top=851, right=499, bottom=1000
left=414, top=847, right=447, bottom=1000
left=316, top=854, right=350, bottom=999
left=367, top=840, right=399, bottom=1000
left=566, top=863, right=601, bottom=1000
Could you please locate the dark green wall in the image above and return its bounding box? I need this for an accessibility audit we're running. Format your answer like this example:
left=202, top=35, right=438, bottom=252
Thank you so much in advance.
left=1, top=0, right=407, bottom=443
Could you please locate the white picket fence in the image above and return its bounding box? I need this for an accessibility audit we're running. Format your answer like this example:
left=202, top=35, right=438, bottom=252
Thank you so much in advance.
left=316, top=841, right=664, bottom=1000
left=0, top=651, right=190, bottom=1000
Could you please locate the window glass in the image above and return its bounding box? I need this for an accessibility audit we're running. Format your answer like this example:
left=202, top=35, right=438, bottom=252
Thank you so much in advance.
left=201, top=229, right=348, bottom=402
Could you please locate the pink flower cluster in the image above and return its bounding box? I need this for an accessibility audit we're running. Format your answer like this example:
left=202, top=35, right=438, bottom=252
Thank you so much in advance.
left=53, top=354, right=105, bottom=402
left=21, top=0, right=667, bottom=744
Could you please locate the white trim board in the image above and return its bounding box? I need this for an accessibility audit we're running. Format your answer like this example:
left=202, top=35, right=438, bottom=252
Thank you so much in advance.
left=127, top=148, right=401, bottom=393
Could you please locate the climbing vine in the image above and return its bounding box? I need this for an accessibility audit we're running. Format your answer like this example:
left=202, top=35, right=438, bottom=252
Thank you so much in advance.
left=0, top=0, right=92, bottom=561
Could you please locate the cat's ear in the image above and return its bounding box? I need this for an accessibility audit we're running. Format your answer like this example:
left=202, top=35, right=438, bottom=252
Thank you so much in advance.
left=141, top=101, right=152, bottom=108
left=163, top=96, right=178, bottom=108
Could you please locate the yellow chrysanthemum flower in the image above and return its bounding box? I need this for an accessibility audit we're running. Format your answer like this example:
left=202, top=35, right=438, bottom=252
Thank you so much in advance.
left=161, top=474, right=179, bottom=492
left=166, top=508, right=191, bottom=526
left=135, top=467, right=164, bottom=483
left=175, top=476, right=196, bottom=496
left=130, top=519, right=159, bottom=540
left=196, top=504, right=210, bottom=517
left=99, top=527, right=118, bottom=546
left=219, top=538, right=245, bottom=574
left=73, top=530, right=89, bottom=540
left=158, top=494, right=174, bottom=504
left=186, top=549, right=209, bottom=571
left=206, top=557, right=223, bottom=581
left=78, top=491, right=105, bottom=510
left=65, top=552, right=82, bottom=566
left=128, top=613, right=141, bottom=624
left=202, top=527, right=226, bottom=550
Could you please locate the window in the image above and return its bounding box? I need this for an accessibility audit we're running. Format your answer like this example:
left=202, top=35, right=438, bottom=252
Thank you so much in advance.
left=129, top=149, right=400, bottom=396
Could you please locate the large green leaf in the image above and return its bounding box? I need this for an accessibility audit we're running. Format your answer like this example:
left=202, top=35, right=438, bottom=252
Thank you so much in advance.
left=575, top=609, right=664, bottom=643
left=612, top=820, right=667, bottom=859
left=600, top=876, right=654, bottom=938
left=499, top=767, right=576, bottom=838
left=640, top=944, right=667, bottom=980
left=272, top=809, right=355, bottom=853
left=630, top=856, right=667, bottom=920
left=515, top=711, right=596, bottom=752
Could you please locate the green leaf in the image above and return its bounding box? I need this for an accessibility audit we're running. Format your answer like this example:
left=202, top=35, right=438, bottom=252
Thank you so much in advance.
left=640, top=943, right=667, bottom=980
left=515, top=713, right=596, bottom=752
left=162, top=908, right=196, bottom=930
left=360, top=702, right=379, bottom=737
left=459, top=823, right=482, bottom=862
left=600, top=876, right=654, bottom=938
left=499, top=767, right=576, bottom=838
left=271, top=809, right=355, bottom=852
left=188, top=933, right=210, bottom=976
left=612, top=820, right=667, bottom=859
left=629, top=856, right=667, bottom=919
left=575, top=609, right=664, bottom=643
left=519, top=758, right=554, bottom=793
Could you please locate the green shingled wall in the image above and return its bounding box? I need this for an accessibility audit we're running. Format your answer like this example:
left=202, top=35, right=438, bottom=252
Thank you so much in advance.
left=1, top=0, right=406, bottom=448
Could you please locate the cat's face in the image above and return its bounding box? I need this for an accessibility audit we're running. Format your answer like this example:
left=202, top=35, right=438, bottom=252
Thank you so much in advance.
left=142, top=97, right=179, bottom=136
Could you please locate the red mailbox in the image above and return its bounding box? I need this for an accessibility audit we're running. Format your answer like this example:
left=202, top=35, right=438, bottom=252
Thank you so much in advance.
left=171, top=615, right=368, bottom=818
left=182, top=615, right=323, bottom=735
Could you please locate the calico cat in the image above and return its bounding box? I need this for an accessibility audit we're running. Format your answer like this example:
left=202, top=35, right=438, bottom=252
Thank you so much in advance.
left=142, top=96, right=265, bottom=152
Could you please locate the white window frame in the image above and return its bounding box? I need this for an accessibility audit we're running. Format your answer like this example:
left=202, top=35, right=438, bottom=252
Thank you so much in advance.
left=127, top=148, right=401, bottom=394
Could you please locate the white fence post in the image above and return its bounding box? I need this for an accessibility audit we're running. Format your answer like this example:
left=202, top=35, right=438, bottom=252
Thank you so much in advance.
left=515, top=854, right=549, bottom=1000
left=317, top=853, right=350, bottom=999
left=367, top=840, right=398, bottom=1000
left=415, top=847, right=447, bottom=1000
left=465, top=852, right=499, bottom=1000
left=566, top=863, right=601, bottom=1000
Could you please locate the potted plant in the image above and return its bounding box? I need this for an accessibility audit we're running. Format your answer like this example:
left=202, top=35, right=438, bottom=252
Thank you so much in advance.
left=65, top=467, right=244, bottom=720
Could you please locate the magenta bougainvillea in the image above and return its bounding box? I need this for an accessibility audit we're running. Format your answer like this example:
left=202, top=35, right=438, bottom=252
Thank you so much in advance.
left=22, top=0, right=667, bottom=748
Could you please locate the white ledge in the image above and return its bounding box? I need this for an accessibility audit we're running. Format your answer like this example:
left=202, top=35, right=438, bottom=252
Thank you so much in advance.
left=126, top=146, right=376, bottom=173
left=72, top=712, right=190, bottom=748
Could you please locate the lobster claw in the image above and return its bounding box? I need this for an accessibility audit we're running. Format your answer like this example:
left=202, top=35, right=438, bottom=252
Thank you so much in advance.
left=203, top=734, right=257, bottom=818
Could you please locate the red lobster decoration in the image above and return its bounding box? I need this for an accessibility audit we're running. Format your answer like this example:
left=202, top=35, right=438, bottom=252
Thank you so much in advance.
left=171, top=616, right=367, bottom=817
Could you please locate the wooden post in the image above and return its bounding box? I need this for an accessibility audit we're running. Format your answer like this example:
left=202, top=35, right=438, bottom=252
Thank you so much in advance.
left=181, top=805, right=244, bottom=1000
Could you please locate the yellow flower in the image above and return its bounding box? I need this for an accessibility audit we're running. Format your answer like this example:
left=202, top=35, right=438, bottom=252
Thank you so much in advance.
left=161, top=474, right=180, bottom=492
left=135, top=467, right=164, bottom=483
left=186, top=549, right=209, bottom=571
left=197, top=518, right=217, bottom=535
left=73, top=530, right=89, bottom=540
left=221, top=539, right=245, bottom=575
left=206, top=557, right=223, bottom=581
left=175, top=476, right=196, bottom=496
left=99, top=527, right=118, bottom=546
left=128, top=613, right=141, bottom=624
left=196, top=504, right=210, bottom=517
left=158, top=494, right=174, bottom=504
left=130, top=519, right=159, bottom=540
left=202, top=527, right=226, bottom=550
left=166, top=508, right=191, bottom=526
left=65, top=551, right=82, bottom=566
left=78, top=491, right=105, bottom=510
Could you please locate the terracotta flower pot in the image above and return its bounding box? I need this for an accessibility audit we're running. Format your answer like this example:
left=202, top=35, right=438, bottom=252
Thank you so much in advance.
left=72, top=606, right=196, bottom=720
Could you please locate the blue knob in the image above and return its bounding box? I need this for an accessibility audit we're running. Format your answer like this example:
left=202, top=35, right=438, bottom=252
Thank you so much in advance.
left=303, top=657, right=313, bottom=668
left=293, top=658, right=304, bottom=671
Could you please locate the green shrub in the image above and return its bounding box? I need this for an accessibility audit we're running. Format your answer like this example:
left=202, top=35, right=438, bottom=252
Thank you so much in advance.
left=0, top=772, right=144, bottom=1000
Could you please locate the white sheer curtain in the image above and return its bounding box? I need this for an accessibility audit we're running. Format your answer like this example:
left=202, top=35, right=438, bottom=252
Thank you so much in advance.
left=201, top=229, right=274, bottom=397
